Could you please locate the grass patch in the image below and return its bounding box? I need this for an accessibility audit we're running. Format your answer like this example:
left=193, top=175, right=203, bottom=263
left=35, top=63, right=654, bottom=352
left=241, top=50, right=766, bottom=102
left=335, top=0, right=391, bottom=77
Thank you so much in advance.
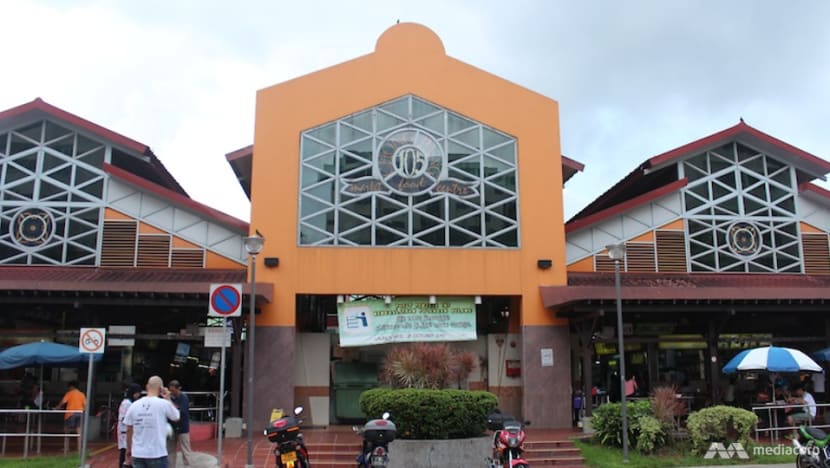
left=0, top=455, right=80, bottom=468
left=573, top=439, right=794, bottom=467
left=0, top=455, right=81, bottom=468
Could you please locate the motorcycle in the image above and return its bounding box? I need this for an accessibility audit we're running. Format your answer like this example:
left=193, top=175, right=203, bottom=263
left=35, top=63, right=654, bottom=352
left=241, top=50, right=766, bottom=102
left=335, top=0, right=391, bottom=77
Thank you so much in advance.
left=263, top=406, right=310, bottom=468
left=793, top=425, right=830, bottom=468
left=354, top=411, right=396, bottom=468
left=486, top=410, right=530, bottom=468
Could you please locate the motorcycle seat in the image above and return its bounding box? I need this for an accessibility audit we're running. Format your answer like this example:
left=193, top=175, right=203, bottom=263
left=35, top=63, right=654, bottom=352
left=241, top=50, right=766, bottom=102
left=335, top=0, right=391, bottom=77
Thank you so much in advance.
left=805, top=426, right=828, bottom=440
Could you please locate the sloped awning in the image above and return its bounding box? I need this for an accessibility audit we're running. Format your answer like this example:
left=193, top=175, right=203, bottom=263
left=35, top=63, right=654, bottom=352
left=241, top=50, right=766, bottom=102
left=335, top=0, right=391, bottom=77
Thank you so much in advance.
left=0, top=266, right=272, bottom=305
left=541, top=272, right=830, bottom=312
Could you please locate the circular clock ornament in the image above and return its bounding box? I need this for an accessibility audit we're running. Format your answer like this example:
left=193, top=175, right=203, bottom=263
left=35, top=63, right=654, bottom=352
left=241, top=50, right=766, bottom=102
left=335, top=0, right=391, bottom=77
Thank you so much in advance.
left=11, top=207, right=54, bottom=248
left=726, top=221, right=762, bottom=257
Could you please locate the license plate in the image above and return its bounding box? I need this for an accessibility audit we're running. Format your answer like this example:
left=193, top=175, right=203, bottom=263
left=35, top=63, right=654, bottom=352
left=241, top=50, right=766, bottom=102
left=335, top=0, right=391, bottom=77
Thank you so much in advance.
left=372, top=455, right=387, bottom=466
left=280, top=451, right=298, bottom=463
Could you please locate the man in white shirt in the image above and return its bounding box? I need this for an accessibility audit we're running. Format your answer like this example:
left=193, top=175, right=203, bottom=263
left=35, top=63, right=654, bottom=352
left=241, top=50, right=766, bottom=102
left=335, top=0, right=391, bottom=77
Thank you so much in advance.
left=124, top=376, right=181, bottom=468
left=786, top=382, right=817, bottom=438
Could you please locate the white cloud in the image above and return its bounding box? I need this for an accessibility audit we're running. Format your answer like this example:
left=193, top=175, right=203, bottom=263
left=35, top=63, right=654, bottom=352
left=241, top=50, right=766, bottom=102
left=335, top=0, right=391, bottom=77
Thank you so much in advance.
left=3, top=0, right=830, bottom=222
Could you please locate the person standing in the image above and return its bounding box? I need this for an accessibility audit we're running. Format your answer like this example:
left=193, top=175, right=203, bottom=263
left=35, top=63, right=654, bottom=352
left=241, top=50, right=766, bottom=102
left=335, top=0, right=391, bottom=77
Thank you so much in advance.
left=168, top=380, right=193, bottom=467
left=118, top=383, right=143, bottom=468
left=124, top=376, right=180, bottom=468
left=56, top=380, right=86, bottom=453
left=625, top=375, right=638, bottom=397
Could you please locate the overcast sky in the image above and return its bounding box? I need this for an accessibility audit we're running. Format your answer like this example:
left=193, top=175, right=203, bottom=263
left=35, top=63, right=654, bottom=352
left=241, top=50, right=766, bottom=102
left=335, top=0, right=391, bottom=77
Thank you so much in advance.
left=3, top=1, right=829, bottom=222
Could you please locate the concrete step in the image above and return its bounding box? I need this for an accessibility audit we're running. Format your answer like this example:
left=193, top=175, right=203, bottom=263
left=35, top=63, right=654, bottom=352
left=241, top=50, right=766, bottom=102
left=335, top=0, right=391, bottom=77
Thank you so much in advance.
left=525, top=446, right=582, bottom=457
left=524, top=438, right=586, bottom=467
left=524, top=439, right=580, bottom=449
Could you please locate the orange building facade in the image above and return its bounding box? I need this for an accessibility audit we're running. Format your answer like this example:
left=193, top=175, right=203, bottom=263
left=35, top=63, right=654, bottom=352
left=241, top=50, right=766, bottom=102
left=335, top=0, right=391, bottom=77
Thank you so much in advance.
left=241, top=23, right=573, bottom=427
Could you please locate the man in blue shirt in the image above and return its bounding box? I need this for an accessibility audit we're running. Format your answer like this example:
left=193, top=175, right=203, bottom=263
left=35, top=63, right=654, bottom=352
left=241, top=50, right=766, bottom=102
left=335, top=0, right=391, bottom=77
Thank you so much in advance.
left=168, top=380, right=193, bottom=466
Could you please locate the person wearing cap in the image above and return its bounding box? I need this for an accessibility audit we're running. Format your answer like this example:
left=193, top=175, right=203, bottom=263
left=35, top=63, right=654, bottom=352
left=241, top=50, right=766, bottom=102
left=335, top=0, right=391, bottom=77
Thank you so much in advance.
left=168, top=380, right=193, bottom=466
left=119, top=383, right=143, bottom=468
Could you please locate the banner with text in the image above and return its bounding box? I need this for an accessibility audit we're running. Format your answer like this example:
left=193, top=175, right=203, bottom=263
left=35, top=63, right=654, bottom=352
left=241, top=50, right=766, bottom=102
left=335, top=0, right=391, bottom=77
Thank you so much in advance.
left=338, top=296, right=477, bottom=347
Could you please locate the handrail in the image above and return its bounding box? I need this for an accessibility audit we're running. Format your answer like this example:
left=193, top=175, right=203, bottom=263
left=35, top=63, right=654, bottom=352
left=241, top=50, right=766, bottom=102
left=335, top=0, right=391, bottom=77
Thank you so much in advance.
left=182, top=391, right=226, bottom=425
left=752, top=401, right=829, bottom=443
left=0, top=408, right=82, bottom=459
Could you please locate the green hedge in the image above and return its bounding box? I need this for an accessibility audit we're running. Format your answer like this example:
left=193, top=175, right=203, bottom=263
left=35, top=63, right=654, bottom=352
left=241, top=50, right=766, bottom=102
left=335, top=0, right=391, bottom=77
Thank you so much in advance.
left=686, top=405, right=758, bottom=454
left=359, top=388, right=498, bottom=439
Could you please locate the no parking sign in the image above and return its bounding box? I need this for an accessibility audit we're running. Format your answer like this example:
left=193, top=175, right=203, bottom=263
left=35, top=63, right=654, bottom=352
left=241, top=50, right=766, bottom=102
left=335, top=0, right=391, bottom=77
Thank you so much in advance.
left=209, top=283, right=243, bottom=317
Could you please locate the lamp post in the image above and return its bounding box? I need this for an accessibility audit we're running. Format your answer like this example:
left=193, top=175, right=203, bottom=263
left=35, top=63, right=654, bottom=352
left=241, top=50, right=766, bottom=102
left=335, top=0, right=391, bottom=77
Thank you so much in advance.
left=243, top=232, right=264, bottom=468
left=607, top=242, right=629, bottom=462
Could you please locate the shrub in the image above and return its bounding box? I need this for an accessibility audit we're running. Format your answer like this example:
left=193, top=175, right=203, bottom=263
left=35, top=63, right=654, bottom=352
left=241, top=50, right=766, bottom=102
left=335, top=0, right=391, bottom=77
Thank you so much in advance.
left=381, top=343, right=478, bottom=389
left=592, top=399, right=663, bottom=453
left=359, top=387, right=498, bottom=439
left=686, top=405, right=758, bottom=454
left=635, top=414, right=666, bottom=454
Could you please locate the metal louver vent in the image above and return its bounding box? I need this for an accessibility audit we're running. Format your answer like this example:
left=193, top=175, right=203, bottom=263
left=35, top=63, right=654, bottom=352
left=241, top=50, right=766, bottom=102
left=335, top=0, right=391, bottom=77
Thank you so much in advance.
left=171, top=249, right=205, bottom=268
left=595, top=255, right=616, bottom=272
left=656, top=230, right=687, bottom=272
left=100, top=220, right=137, bottom=267
left=802, top=233, right=830, bottom=274
left=137, top=235, right=170, bottom=267
left=626, top=243, right=656, bottom=272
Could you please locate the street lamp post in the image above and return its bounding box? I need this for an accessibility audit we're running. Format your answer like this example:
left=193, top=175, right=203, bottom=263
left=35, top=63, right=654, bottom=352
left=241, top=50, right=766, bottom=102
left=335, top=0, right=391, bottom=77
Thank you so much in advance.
left=243, top=232, right=264, bottom=468
left=607, top=242, right=629, bottom=462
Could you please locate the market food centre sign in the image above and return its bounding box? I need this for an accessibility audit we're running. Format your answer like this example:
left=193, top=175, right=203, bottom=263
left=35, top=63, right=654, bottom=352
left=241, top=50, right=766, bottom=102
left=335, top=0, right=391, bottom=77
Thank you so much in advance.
left=337, top=296, right=477, bottom=347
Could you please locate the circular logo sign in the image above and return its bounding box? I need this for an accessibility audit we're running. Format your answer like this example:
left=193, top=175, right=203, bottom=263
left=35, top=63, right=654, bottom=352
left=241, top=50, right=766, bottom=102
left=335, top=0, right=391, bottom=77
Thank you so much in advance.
left=376, top=129, right=444, bottom=196
left=11, top=207, right=54, bottom=248
left=726, top=221, right=762, bottom=257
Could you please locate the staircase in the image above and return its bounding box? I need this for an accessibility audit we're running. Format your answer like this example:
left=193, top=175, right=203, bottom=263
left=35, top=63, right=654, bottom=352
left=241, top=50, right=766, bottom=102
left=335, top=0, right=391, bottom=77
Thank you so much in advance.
left=523, top=437, right=587, bottom=467
left=305, top=439, right=363, bottom=467
left=303, top=432, right=588, bottom=467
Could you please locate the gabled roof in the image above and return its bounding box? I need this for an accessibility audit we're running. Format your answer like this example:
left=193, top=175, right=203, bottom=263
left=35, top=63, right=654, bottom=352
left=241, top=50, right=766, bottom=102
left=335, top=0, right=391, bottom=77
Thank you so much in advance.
left=225, top=145, right=585, bottom=199
left=0, top=98, right=247, bottom=232
left=105, top=163, right=248, bottom=232
left=567, top=121, right=830, bottom=230
left=562, top=154, right=585, bottom=184
left=226, top=145, right=253, bottom=198
left=0, top=98, right=187, bottom=196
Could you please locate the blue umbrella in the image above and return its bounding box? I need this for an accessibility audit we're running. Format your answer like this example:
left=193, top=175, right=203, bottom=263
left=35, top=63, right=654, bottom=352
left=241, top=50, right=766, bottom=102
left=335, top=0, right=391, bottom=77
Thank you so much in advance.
left=0, top=341, right=102, bottom=370
left=812, top=347, right=830, bottom=363
left=722, top=345, right=822, bottom=374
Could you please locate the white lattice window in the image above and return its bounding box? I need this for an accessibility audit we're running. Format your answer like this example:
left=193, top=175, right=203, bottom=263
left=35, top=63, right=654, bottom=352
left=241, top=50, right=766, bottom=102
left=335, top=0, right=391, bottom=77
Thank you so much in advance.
left=0, top=120, right=107, bottom=265
left=298, top=95, right=520, bottom=247
left=681, top=142, right=801, bottom=272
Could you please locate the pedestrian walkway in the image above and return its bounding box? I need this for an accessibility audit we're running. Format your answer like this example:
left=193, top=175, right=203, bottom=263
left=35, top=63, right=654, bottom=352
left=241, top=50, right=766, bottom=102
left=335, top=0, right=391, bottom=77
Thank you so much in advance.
left=685, top=465, right=792, bottom=468
left=83, top=427, right=585, bottom=467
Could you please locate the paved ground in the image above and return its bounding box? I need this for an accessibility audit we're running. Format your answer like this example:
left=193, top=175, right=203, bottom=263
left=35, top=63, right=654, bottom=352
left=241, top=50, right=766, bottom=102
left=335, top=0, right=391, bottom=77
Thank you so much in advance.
left=82, top=427, right=584, bottom=467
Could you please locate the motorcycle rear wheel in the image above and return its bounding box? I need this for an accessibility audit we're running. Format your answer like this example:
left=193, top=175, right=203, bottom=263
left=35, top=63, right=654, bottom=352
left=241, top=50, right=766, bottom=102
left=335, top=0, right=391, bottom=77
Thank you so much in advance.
left=796, top=454, right=818, bottom=468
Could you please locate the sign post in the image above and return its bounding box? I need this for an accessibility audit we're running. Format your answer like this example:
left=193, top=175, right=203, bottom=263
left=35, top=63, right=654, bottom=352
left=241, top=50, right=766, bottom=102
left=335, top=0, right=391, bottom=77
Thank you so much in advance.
left=208, top=283, right=242, bottom=463
left=78, top=327, right=105, bottom=468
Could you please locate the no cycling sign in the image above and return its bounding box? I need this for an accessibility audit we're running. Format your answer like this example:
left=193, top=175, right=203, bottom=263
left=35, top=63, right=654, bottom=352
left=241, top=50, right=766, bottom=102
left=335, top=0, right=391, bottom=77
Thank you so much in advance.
left=79, top=327, right=106, bottom=354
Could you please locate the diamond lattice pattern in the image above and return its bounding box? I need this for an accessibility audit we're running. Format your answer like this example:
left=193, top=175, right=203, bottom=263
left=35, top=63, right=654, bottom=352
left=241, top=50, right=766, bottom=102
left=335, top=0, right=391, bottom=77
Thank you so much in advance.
left=682, top=142, right=801, bottom=272
left=0, top=120, right=106, bottom=265
left=298, top=95, right=519, bottom=247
